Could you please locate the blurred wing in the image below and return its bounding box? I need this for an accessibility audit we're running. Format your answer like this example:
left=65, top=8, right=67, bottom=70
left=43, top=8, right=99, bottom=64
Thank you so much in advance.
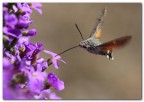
left=95, top=27, right=102, bottom=39
left=96, top=36, right=132, bottom=51
left=89, top=7, right=107, bottom=39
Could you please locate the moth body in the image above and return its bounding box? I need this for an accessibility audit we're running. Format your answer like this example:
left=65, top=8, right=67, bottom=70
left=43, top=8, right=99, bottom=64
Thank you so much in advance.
left=79, top=37, right=101, bottom=54
left=79, top=37, right=114, bottom=60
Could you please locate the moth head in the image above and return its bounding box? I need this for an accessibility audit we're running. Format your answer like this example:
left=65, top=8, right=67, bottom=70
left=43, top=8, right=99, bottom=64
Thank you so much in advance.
left=79, top=41, right=89, bottom=49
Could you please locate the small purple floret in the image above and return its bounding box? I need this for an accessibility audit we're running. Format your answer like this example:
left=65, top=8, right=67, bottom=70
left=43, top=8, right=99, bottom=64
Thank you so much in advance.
left=28, top=29, right=37, bottom=36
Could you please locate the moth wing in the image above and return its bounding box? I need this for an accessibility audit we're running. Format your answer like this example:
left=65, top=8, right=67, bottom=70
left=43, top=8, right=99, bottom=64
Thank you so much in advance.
left=90, top=23, right=103, bottom=39
left=95, top=27, right=102, bottom=39
left=96, top=36, right=132, bottom=52
left=89, top=8, right=107, bottom=39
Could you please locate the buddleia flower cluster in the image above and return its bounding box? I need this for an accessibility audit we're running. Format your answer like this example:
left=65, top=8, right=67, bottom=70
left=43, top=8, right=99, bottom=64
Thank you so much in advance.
left=3, top=3, right=65, bottom=99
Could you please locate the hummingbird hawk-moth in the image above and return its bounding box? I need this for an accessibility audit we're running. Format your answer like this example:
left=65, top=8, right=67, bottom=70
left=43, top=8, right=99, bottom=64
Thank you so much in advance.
left=57, top=7, right=132, bottom=60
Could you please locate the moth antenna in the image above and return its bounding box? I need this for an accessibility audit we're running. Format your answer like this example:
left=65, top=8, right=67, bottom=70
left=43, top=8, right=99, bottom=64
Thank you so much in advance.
left=55, top=45, right=79, bottom=57
left=75, top=23, right=84, bottom=40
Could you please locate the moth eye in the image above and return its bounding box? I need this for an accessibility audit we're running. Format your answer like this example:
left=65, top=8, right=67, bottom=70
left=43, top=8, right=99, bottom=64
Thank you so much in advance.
left=83, top=46, right=86, bottom=48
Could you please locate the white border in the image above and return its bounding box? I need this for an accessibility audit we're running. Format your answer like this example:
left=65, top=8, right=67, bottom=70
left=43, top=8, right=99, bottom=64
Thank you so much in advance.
left=0, top=0, right=143, bottom=102
left=0, top=1, right=2, bottom=101
left=0, top=0, right=143, bottom=3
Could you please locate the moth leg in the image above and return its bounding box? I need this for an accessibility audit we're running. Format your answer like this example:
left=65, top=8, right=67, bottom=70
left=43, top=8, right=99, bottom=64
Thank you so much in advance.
left=106, top=50, right=114, bottom=60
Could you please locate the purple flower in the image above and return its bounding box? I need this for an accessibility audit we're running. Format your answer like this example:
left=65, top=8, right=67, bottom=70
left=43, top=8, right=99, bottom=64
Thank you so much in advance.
left=3, top=59, right=31, bottom=99
left=12, top=5, right=18, bottom=13
left=25, top=42, right=43, bottom=56
left=12, top=49, right=21, bottom=62
left=4, top=14, right=18, bottom=28
left=35, top=89, right=51, bottom=99
left=35, top=89, right=61, bottom=99
left=3, top=27, right=22, bottom=38
left=16, top=21, right=31, bottom=29
left=3, top=5, right=8, bottom=15
left=3, top=78, right=33, bottom=99
left=3, top=3, right=64, bottom=99
left=24, top=42, right=36, bottom=53
left=44, top=50, right=66, bottom=69
left=18, top=36, right=30, bottom=44
left=20, top=42, right=43, bottom=64
left=33, top=42, right=43, bottom=55
left=3, top=58, right=13, bottom=70
left=17, top=13, right=32, bottom=29
left=3, top=68, right=14, bottom=99
left=3, top=3, right=8, bottom=6
left=27, top=29, right=37, bottom=36
left=17, top=3, right=32, bottom=14
left=4, top=52, right=17, bottom=64
left=22, top=65, right=47, bottom=94
left=47, top=72, right=64, bottom=91
left=49, top=92, right=62, bottom=99
left=36, top=58, right=48, bottom=70
left=31, top=3, right=42, bottom=14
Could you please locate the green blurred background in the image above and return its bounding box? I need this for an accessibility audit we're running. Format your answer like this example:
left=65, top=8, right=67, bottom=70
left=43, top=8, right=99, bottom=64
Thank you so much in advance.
left=31, top=3, right=141, bottom=99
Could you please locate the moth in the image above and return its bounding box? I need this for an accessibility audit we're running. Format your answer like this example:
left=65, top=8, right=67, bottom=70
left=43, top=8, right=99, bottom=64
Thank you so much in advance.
left=57, top=7, right=132, bottom=60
